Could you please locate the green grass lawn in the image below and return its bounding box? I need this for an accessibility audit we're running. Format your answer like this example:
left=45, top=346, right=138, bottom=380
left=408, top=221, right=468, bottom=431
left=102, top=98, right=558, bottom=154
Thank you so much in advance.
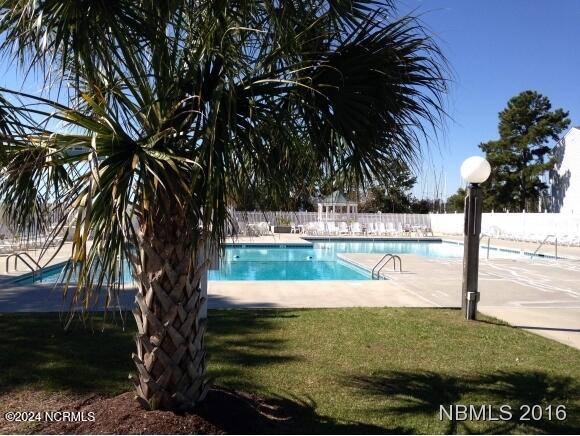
left=0, top=308, right=578, bottom=434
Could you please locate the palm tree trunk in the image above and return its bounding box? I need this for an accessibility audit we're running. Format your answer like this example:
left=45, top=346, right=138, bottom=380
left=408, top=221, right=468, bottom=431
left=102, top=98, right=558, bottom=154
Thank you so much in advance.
left=130, top=212, right=209, bottom=411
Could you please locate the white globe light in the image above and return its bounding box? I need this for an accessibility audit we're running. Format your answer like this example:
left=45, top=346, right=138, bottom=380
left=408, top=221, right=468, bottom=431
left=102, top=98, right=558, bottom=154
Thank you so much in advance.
left=460, top=156, right=491, bottom=184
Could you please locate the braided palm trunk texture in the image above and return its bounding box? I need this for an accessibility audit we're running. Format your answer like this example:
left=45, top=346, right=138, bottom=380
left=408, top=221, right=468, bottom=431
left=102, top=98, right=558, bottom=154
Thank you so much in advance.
left=131, top=217, right=209, bottom=411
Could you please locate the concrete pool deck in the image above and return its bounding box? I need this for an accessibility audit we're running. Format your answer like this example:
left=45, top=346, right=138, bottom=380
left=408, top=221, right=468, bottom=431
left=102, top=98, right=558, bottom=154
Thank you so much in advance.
left=1, top=235, right=579, bottom=349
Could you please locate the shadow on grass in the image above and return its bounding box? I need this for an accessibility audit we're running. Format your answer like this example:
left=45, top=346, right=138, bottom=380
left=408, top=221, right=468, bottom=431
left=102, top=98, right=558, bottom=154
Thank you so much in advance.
left=0, top=312, right=135, bottom=394
left=0, top=309, right=299, bottom=396
left=0, top=309, right=400, bottom=434
left=348, top=370, right=580, bottom=434
left=197, top=387, right=413, bottom=434
left=206, top=309, right=303, bottom=393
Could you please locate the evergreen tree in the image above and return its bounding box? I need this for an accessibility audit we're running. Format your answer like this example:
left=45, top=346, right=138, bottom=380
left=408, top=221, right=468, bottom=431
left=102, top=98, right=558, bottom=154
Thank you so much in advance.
left=446, top=188, right=466, bottom=212
left=359, top=163, right=417, bottom=212
left=479, top=91, right=569, bottom=211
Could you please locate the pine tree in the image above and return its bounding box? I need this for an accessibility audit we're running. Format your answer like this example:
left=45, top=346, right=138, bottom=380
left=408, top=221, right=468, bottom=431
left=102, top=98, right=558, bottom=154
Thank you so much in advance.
left=479, top=91, right=569, bottom=211
left=446, top=188, right=466, bottom=212
left=359, top=163, right=417, bottom=213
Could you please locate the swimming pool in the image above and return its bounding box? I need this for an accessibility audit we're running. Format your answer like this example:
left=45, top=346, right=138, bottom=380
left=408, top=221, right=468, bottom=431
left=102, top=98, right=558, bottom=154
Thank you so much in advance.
left=16, top=240, right=520, bottom=283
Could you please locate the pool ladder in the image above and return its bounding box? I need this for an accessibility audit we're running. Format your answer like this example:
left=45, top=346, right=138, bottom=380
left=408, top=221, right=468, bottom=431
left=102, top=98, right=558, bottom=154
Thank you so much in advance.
left=531, top=235, right=558, bottom=260
left=371, top=254, right=402, bottom=280
left=5, top=252, right=43, bottom=281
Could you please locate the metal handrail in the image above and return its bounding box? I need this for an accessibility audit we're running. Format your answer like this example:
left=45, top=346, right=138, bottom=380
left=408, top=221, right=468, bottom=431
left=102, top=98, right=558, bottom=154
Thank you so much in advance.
left=531, top=235, right=558, bottom=260
left=12, top=251, right=42, bottom=270
left=371, top=254, right=393, bottom=279
left=5, top=252, right=43, bottom=280
left=480, top=234, right=492, bottom=260
left=371, top=254, right=402, bottom=279
left=376, top=255, right=402, bottom=279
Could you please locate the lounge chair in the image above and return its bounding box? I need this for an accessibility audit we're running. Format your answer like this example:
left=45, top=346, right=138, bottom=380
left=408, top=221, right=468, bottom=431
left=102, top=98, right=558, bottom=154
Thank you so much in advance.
left=0, top=244, right=17, bottom=255
left=257, top=222, right=273, bottom=236
left=246, top=223, right=262, bottom=236
left=338, top=222, right=349, bottom=235
left=423, top=226, right=434, bottom=237
left=395, top=223, right=403, bottom=235
left=303, top=222, right=315, bottom=235
left=351, top=222, right=362, bottom=235
left=327, top=222, right=339, bottom=235
left=559, top=234, right=579, bottom=246
left=315, top=221, right=325, bottom=235
left=376, top=222, right=386, bottom=235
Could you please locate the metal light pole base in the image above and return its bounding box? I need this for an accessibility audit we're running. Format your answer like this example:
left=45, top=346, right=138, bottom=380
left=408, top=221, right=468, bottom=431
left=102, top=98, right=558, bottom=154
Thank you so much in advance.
left=462, top=184, right=482, bottom=320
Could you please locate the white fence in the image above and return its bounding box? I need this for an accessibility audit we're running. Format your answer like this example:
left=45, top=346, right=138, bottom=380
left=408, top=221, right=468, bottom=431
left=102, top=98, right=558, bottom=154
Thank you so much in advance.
left=233, top=210, right=580, bottom=241
left=232, top=211, right=431, bottom=227
left=430, top=212, right=580, bottom=239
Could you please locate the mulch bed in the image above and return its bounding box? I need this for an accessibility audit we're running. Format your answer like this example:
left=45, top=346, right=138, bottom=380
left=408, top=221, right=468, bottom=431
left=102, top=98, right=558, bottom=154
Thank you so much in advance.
left=35, top=388, right=292, bottom=434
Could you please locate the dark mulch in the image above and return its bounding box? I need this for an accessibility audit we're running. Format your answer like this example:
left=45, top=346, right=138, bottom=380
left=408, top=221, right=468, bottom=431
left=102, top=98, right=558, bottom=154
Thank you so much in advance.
left=39, top=388, right=292, bottom=435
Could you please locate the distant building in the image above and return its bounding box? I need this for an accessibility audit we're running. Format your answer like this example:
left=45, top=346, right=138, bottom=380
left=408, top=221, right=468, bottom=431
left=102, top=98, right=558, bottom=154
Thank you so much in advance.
left=550, top=127, right=580, bottom=214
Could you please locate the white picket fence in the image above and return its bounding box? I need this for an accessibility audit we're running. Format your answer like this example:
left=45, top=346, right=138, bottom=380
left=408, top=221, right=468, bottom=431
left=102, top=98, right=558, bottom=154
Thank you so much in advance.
left=231, top=211, right=431, bottom=227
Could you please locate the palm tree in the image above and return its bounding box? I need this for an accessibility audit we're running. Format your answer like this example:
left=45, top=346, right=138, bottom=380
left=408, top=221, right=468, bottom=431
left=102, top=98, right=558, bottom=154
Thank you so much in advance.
left=0, top=0, right=447, bottom=411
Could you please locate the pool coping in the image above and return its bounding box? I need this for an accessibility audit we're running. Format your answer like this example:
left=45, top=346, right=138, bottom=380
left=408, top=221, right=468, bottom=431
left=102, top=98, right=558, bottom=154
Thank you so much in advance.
left=336, top=254, right=385, bottom=279
left=7, top=261, right=70, bottom=285
left=225, top=242, right=313, bottom=248
left=303, top=236, right=443, bottom=243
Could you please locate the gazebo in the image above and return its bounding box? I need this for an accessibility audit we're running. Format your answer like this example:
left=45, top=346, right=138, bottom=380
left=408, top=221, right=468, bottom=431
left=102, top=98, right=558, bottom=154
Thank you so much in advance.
left=317, top=191, right=358, bottom=221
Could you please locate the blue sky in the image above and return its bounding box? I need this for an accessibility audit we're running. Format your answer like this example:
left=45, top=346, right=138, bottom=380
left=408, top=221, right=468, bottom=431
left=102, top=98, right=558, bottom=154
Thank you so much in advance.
left=1, top=1, right=579, bottom=200
left=399, top=0, right=580, bottom=198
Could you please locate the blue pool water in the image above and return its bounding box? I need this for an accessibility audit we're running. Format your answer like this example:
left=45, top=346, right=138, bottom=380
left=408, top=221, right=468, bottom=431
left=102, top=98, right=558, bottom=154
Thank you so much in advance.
left=17, top=240, right=518, bottom=283
left=209, top=245, right=367, bottom=280
left=210, top=239, right=502, bottom=280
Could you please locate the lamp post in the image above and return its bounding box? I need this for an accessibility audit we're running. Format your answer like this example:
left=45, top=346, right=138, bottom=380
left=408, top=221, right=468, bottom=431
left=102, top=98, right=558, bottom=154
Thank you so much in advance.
left=460, top=156, right=491, bottom=320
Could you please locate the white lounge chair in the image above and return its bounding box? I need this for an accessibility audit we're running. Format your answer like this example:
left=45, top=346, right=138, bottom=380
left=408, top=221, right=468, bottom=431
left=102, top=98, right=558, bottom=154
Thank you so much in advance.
left=246, top=223, right=261, bottom=236
left=376, top=222, right=386, bottom=235
left=351, top=222, right=362, bottom=235
left=396, top=223, right=403, bottom=235
left=314, top=221, right=325, bottom=235
left=0, top=244, right=17, bottom=255
left=303, top=222, right=316, bottom=235
left=259, top=222, right=274, bottom=236
left=338, top=222, right=349, bottom=235
left=327, top=222, right=339, bottom=235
